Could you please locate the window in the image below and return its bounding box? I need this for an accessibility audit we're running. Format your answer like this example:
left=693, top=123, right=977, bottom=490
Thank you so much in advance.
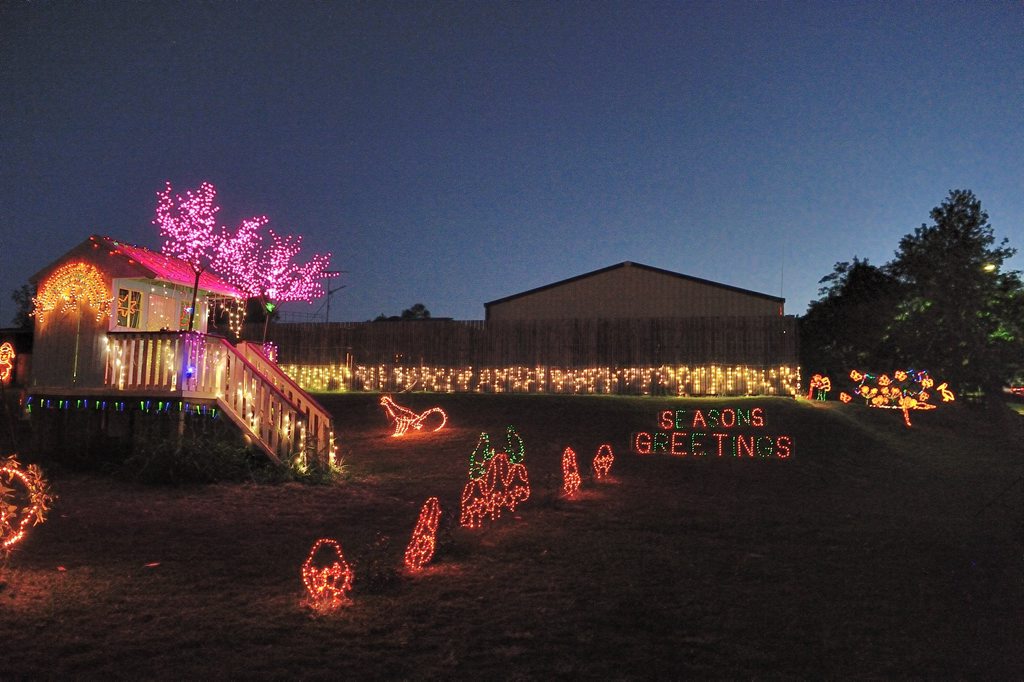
left=116, top=288, right=141, bottom=328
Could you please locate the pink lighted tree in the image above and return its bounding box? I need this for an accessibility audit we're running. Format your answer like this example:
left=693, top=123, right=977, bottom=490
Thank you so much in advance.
left=154, top=181, right=221, bottom=331
left=214, top=221, right=337, bottom=340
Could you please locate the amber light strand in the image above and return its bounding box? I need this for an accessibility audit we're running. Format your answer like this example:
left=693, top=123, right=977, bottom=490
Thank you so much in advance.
left=403, top=497, right=442, bottom=572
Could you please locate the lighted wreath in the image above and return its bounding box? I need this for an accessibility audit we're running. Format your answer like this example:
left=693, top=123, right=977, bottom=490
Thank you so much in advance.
left=301, top=537, right=354, bottom=612
left=1, top=454, right=53, bottom=557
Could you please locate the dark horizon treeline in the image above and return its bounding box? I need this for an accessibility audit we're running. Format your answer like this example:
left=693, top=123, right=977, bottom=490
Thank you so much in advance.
left=799, top=189, right=1024, bottom=401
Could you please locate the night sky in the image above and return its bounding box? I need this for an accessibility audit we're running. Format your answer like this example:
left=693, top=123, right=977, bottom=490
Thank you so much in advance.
left=2, top=1, right=1021, bottom=324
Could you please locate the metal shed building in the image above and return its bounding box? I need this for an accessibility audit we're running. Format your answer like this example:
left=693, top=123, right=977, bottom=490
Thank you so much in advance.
left=485, top=261, right=784, bottom=321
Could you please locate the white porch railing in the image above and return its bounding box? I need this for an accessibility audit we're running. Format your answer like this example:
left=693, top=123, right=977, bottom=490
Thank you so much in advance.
left=103, top=331, right=336, bottom=465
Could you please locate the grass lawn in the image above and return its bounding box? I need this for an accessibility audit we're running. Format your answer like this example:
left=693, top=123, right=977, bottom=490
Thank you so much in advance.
left=2, top=393, right=1023, bottom=678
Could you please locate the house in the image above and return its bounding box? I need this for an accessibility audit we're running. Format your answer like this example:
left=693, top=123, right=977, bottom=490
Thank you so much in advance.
left=485, top=261, right=784, bottom=321
left=26, top=235, right=336, bottom=464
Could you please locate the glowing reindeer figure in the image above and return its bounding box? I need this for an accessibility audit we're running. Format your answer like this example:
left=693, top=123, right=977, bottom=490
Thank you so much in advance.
left=379, top=395, right=448, bottom=437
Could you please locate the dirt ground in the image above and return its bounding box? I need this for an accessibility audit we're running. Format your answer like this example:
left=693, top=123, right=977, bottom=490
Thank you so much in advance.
left=2, top=393, right=1022, bottom=678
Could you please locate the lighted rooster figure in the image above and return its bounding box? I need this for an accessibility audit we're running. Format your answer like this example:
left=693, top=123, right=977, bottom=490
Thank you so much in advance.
left=379, top=395, right=448, bottom=437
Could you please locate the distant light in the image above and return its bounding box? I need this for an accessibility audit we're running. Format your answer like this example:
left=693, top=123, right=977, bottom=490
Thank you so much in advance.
left=982, top=263, right=997, bottom=273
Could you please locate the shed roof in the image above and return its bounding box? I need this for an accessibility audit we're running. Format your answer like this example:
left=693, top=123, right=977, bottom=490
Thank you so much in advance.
left=32, top=235, right=244, bottom=298
left=484, top=261, right=784, bottom=309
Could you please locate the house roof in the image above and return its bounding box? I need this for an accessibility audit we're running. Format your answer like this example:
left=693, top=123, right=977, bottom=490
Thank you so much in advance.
left=484, top=261, right=785, bottom=309
left=32, top=235, right=244, bottom=298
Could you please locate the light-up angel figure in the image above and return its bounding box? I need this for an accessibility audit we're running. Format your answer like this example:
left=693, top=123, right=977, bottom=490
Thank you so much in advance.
left=379, top=395, right=447, bottom=437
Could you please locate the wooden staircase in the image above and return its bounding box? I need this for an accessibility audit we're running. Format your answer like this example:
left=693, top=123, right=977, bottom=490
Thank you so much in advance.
left=102, top=331, right=336, bottom=465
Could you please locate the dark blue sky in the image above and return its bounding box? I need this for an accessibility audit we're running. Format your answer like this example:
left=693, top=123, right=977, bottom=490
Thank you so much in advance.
left=2, top=1, right=1021, bottom=323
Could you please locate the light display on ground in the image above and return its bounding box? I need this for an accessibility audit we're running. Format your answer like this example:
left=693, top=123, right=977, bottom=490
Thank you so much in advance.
left=0, top=342, right=14, bottom=383
left=592, top=444, right=614, bottom=479
left=403, top=497, right=442, bottom=572
left=806, top=374, right=831, bottom=400
left=301, top=537, right=354, bottom=612
left=561, top=447, right=581, bottom=497
left=33, top=261, right=112, bottom=323
left=460, top=453, right=531, bottom=529
left=632, top=407, right=793, bottom=459
left=469, top=426, right=524, bottom=479
left=278, top=363, right=801, bottom=397
left=379, top=395, right=448, bottom=437
left=1, top=454, right=53, bottom=556
left=847, top=369, right=955, bottom=427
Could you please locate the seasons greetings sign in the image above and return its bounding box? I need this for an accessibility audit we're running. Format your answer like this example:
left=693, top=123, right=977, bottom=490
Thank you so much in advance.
left=631, top=407, right=792, bottom=459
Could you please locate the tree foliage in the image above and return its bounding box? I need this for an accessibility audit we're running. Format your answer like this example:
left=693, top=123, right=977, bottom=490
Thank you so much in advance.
left=374, top=303, right=431, bottom=321
left=10, top=284, right=34, bottom=329
left=801, top=190, right=1023, bottom=398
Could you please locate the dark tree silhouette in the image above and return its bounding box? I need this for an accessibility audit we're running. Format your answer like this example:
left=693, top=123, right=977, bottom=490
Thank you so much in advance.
left=889, top=190, right=1023, bottom=397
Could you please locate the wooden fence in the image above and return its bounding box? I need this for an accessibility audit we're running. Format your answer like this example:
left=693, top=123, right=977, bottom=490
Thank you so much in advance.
left=254, top=317, right=798, bottom=367
left=248, top=317, right=800, bottom=396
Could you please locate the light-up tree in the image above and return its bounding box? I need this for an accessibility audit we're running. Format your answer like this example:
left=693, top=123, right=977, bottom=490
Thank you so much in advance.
left=214, top=221, right=337, bottom=341
left=154, top=181, right=221, bottom=331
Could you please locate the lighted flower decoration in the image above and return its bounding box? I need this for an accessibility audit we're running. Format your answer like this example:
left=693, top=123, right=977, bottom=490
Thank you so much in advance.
left=379, top=395, right=447, bottom=437
left=1, top=454, right=53, bottom=557
left=0, top=342, right=15, bottom=383
left=403, top=497, right=442, bottom=572
left=33, top=262, right=112, bottom=323
left=847, top=369, right=955, bottom=427
left=561, top=447, right=581, bottom=497
left=460, top=453, right=531, bottom=529
left=592, top=444, right=614, bottom=479
left=806, top=374, right=832, bottom=401
left=301, top=537, right=354, bottom=612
